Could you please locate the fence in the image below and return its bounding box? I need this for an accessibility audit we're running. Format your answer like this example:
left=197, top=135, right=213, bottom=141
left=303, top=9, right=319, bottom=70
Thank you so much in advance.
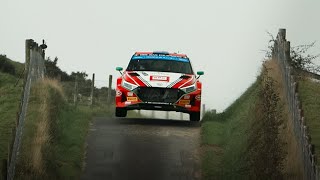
left=273, top=29, right=319, bottom=180
left=5, top=39, right=46, bottom=180
left=68, top=73, right=115, bottom=107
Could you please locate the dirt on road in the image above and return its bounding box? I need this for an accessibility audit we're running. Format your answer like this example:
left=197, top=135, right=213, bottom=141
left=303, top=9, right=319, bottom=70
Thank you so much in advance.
left=81, top=117, right=201, bottom=180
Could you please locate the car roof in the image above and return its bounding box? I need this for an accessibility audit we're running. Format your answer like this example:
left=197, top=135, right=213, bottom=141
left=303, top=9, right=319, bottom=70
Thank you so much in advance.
left=134, top=51, right=188, bottom=58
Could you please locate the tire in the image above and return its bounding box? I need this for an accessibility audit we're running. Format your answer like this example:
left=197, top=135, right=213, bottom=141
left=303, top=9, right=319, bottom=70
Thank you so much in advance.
left=189, top=112, right=200, bottom=121
left=115, top=108, right=127, bottom=117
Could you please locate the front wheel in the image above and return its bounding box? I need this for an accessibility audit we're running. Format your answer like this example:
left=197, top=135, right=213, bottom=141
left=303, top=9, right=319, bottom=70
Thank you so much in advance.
left=189, top=112, right=200, bottom=121
left=115, top=108, right=127, bottom=117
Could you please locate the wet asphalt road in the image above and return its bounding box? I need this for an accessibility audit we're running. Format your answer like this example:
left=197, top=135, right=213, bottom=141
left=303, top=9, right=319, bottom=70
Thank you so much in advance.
left=81, top=117, right=201, bottom=180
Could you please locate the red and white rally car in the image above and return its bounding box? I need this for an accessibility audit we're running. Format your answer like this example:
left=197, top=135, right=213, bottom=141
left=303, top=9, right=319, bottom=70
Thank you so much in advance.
left=115, top=51, right=204, bottom=121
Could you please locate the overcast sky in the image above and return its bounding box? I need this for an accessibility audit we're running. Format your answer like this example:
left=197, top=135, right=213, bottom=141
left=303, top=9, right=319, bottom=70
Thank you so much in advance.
left=1, top=0, right=320, bottom=112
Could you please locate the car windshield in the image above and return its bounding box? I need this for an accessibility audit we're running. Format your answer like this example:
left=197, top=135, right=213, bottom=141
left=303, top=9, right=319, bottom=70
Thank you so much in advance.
left=126, top=59, right=193, bottom=74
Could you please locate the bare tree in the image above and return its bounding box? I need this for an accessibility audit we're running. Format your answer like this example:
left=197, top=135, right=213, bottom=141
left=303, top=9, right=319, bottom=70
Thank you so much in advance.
left=263, top=31, right=320, bottom=74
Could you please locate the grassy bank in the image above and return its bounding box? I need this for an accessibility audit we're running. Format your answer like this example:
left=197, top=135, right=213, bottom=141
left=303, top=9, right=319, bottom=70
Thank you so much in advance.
left=0, top=57, right=24, bottom=179
left=201, top=59, right=302, bottom=179
left=298, top=78, right=320, bottom=163
left=1, top=56, right=140, bottom=179
left=201, top=79, right=259, bottom=179
left=0, top=72, right=23, bottom=178
left=15, top=79, right=117, bottom=179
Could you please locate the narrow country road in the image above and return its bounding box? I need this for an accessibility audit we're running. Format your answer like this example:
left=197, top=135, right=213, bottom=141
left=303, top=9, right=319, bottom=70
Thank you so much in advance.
left=81, top=117, right=201, bottom=180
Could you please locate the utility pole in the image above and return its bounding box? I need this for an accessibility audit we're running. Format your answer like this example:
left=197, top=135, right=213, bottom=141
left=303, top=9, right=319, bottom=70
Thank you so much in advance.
left=90, top=73, right=95, bottom=106
left=73, top=75, right=78, bottom=106
left=107, top=75, right=112, bottom=104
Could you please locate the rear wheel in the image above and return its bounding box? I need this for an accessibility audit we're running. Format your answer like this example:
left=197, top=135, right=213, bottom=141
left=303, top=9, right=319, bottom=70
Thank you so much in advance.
left=115, top=108, right=127, bottom=117
left=189, top=112, right=200, bottom=121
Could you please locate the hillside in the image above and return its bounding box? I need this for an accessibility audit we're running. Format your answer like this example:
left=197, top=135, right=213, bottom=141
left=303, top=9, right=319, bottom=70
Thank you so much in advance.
left=201, top=59, right=303, bottom=179
left=0, top=56, right=24, bottom=178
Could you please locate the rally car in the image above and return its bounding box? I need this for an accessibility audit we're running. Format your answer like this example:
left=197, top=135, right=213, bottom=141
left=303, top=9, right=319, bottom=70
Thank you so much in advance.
left=115, top=51, right=204, bottom=121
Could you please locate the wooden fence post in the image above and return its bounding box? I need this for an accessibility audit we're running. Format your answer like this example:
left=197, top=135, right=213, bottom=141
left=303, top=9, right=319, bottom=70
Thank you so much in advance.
left=202, top=104, right=206, bottom=118
left=74, top=75, right=78, bottom=106
left=90, top=73, right=95, bottom=106
left=107, top=75, right=112, bottom=104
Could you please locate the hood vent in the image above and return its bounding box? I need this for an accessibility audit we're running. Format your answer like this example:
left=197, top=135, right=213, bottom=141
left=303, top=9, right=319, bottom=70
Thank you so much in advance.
left=128, top=72, right=140, bottom=76
left=180, top=75, right=191, bottom=79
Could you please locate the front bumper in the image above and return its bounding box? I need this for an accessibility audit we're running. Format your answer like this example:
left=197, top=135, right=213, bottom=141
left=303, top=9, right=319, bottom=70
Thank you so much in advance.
left=115, top=85, right=201, bottom=113
left=125, top=103, right=197, bottom=113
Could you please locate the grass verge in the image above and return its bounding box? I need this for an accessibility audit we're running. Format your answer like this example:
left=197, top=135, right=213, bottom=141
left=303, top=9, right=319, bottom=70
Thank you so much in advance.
left=14, top=79, right=117, bottom=179
left=298, top=78, right=320, bottom=164
left=201, top=80, right=259, bottom=179
left=201, top=59, right=302, bottom=179
left=0, top=72, right=23, bottom=179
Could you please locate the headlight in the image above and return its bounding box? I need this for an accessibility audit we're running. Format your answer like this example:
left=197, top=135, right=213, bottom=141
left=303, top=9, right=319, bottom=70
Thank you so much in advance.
left=121, top=79, right=138, bottom=91
left=181, top=83, right=197, bottom=93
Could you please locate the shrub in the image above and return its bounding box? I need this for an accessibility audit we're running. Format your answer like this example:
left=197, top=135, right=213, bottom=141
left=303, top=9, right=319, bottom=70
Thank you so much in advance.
left=0, top=55, right=16, bottom=75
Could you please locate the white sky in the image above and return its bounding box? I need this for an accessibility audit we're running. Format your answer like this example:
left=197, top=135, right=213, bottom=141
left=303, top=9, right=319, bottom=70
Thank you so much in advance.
left=1, top=0, right=320, bottom=112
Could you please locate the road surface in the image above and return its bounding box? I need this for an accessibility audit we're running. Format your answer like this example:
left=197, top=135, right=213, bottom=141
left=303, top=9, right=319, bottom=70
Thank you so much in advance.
left=81, top=117, right=201, bottom=180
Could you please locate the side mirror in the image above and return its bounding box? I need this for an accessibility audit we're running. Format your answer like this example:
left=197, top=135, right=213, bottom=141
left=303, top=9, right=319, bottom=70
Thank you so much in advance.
left=116, top=67, right=123, bottom=75
left=197, top=71, right=204, bottom=75
left=197, top=71, right=204, bottom=79
left=116, top=67, right=123, bottom=71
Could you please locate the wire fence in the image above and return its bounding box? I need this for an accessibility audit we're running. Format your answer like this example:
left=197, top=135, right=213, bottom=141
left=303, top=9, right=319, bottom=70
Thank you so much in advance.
left=60, top=73, right=115, bottom=107
left=273, top=29, right=319, bottom=180
left=6, top=39, right=46, bottom=180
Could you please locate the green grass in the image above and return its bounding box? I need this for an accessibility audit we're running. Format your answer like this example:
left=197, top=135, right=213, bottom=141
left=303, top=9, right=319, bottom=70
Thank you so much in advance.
left=14, top=78, right=119, bottom=179
left=1, top=56, right=144, bottom=179
left=14, top=79, right=143, bottom=179
left=49, top=105, right=110, bottom=179
left=201, top=80, right=259, bottom=179
left=298, top=78, right=320, bottom=163
left=0, top=72, right=23, bottom=178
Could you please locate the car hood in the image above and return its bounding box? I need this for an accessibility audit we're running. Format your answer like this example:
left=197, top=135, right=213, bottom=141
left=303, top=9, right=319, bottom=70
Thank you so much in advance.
left=123, top=71, right=196, bottom=89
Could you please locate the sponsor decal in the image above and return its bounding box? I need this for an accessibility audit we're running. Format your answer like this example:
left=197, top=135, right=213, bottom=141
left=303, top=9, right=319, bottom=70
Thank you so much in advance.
left=127, top=97, right=138, bottom=101
left=184, top=95, right=190, bottom=99
left=150, top=76, right=169, bottom=82
left=179, top=100, right=190, bottom=105
left=132, top=55, right=189, bottom=62
left=185, top=104, right=191, bottom=108
left=125, top=101, right=132, bottom=105
left=116, top=90, right=122, bottom=97
left=195, top=95, right=201, bottom=101
left=142, top=72, right=148, bottom=76
left=127, top=92, right=133, bottom=96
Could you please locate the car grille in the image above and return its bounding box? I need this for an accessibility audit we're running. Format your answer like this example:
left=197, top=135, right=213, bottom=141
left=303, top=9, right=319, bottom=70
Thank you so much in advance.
left=134, top=87, right=184, bottom=103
